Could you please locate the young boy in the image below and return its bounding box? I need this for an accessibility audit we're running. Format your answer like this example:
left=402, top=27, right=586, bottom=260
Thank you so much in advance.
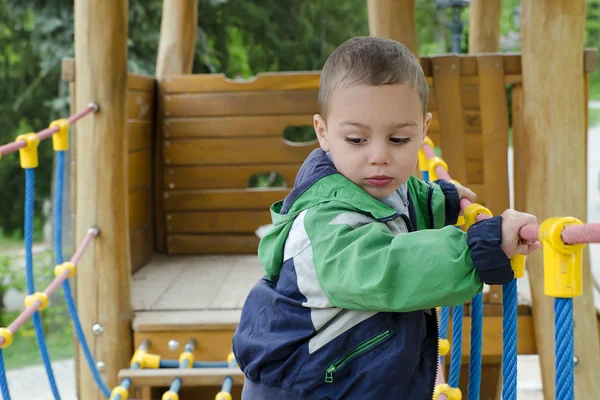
left=232, top=36, right=539, bottom=399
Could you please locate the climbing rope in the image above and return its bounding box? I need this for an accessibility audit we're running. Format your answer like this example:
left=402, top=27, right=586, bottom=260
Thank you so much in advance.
left=0, top=350, right=10, bottom=400
left=467, top=292, right=482, bottom=400
left=554, top=298, right=574, bottom=400
left=502, top=280, right=518, bottom=400
left=438, top=306, right=450, bottom=365
left=447, top=305, right=463, bottom=389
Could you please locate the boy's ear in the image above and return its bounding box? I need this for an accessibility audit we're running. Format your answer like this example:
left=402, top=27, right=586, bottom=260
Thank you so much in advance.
left=421, top=112, right=433, bottom=143
left=313, top=114, right=330, bottom=152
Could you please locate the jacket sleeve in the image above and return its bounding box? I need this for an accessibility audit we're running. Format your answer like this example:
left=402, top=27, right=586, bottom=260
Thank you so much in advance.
left=434, top=179, right=460, bottom=226
left=304, top=203, right=512, bottom=312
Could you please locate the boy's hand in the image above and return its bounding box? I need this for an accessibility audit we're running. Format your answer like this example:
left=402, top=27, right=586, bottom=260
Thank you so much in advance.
left=500, top=209, right=541, bottom=259
left=454, top=183, right=477, bottom=204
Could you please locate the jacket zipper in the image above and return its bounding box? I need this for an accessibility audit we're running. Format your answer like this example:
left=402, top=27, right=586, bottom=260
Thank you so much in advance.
left=427, top=183, right=439, bottom=399
left=426, top=183, right=435, bottom=230
left=325, top=330, right=393, bottom=383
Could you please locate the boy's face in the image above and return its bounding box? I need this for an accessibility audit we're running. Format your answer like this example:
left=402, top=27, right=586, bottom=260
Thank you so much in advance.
left=314, top=83, right=432, bottom=199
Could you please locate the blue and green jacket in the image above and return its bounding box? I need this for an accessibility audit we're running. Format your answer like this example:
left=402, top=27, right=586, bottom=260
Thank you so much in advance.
left=232, top=149, right=513, bottom=399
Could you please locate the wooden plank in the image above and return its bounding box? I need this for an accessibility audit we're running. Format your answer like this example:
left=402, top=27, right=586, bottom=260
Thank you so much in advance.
left=427, top=84, right=479, bottom=112
left=429, top=110, right=481, bottom=133
left=118, top=368, right=244, bottom=387
left=210, top=263, right=266, bottom=309
left=427, top=132, right=483, bottom=161
left=163, top=72, right=320, bottom=93
left=431, top=55, right=469, bottom=184
left=477, top=55, right=510, bottom=216
left=129, top=188, right=152, bottom=231
left=521, top=1, right=600, bottom=397
left=367, top=0, right=418, bottom=55
left=128, top=120, right=153, bottom=151
left=129, top=150, right=152, bottom=190
left=128, top=90, right=154, bottom=120
left=167, top=211, right=271, bottom=234
left=164, top=138, right=318, bottom=166
left=61, top=58, right=75, bottom=82
left=511, top=85, right=525, bottom=211
left=164, top=90, right=318, bottom=117
left=165, top=164, right=301, bottom=190
left=164, top=114, right=314, bottom=138
left=131, top=255, right=189, bottom=311
left=167, top=234, right=259, bottom=254
left=154, top=82, right=168, bottom=253
left=130, top=226, right=153, bottom=274
left=129, top=75, right=155, bottom=92
left=164, top=189, right=288, bottom=211
left=133, top=310, right=242, bottom=331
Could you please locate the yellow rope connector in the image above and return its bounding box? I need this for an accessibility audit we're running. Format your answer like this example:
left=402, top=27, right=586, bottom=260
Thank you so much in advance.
left=463, top=203, right=492, bottom=229
left=24, top=292, right=49, bottom=310
left=434, top=384, right=462, bottom=400
left=427, top=156, right=448, bottom=181
left=15, top=133, right=40, bottom=169
left=438, top=338, right=450, bottom=356
left=215, top=392, right=232, bottom=400
left=130, top=348, right=161, bottom=369
left=540, top=217, right=586, bottom=298
left=227, top=352, right=237, bottom=368
left=423, top=136, right=435, bottom=149
left=162, top=391, right=179, bottom=400
left=179, top=351, right=195, bottom=368
left=0, top=328, right=13, bottom=349
left=54, top=262, right=76, bottom=278
left=49, top=118, right=71, bottom=151
left=511, top=254, right=526, bottom=279
left=110, top=386, right=128, bottom=400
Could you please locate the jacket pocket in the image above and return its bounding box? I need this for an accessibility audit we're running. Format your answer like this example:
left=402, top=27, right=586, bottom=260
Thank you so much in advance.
left=324, top=329, right=393, bottom=383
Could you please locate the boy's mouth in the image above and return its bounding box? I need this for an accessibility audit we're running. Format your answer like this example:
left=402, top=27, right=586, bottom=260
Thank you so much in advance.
left=366, top=175, right=393, bottom=187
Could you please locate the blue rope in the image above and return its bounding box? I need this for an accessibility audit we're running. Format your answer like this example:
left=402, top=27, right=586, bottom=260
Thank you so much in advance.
left=25, top=168, right=61, bottom=399
left=159, top=359, right=228, bottom=369
left=221, top=376, right=233, bottom=393
left=0, top=350, right=11, bottom=400
left=54, top=151, right=111, bottom=399
left=502, top=280, right=518, bottom=400
left=448, top=305, right=463, bottom=388
left=168, top=377, right=182, bottom=393
left=555, top=298, right=574, bottom=400
left=439, top=306, right=450, bottom=365
left=467, top=292, right=482, bottom=400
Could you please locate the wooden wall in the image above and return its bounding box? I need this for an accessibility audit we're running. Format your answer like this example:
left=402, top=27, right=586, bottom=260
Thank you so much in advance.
left=62, top=58, right=155, bottom=273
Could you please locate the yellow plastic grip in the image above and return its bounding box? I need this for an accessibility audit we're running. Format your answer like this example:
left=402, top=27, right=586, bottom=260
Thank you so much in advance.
left=539, top=217, right=586, bottom=298
left=54, top=262, right=76, bottom=278
left=418, top=149, right=428, bottom=172
left=0, top=328, right=13, bottom=349
left=179, top=351, right=195, bottom=368
left=438, top=338, right=450, bottom=356
left=110, top=386, right=129, bottom=400
left=162, top=391, right=179, bottom=400
left=15, top=133, right=40, bottom=169
left=24, top=292, right=49, bottom=310
left=511, top=254, right=526, bottom=279
left=423, top=136, right=434, bottom=149
left=49, top=118, right=70, bottom=151
left=130, top=349, right=161, bottom=368
left=215, top=392, right=232, bottom=400
left=434, top=384, right=462, bottom=400
left=428, top=156, right=448, bottom=181
left=463, top=203, right=492, bottom=229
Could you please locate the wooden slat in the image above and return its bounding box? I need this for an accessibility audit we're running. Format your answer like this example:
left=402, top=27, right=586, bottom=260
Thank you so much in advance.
left=427, top=84, right=479, bottom=112
left=164, top=189, right=288, bottom=211
left=165, top=164, right=300, bottom=190
left=431, top=56, right=469, bottom=184
left=130, top=226, right=153, bottom=273
left=162, top=72, right=320, bottom=93
left=128, top=120, right=153, bottom=151
left=164, top=91, right=318, bottom=117
left=129, top=188, right=152, bottom=231
left=129, top=150, right=152, bottom=190
left=118, top=368, right=244, bottom=387
left=512, top=85, right=525, bottom=211
left=167, top=234, right=259, bottom=254
left=429, top=110, right=481, bottom=133
left=164, top=115, right=314, bottom=138
left=427, top=132, right=483, bottom=160
left=167, top=211, right=271, bottom=233
left=128, top=90, right=154, bottom=120
left=164, top=138, right=318, bottom=166
left=133, top=310, right=242, bottom=331
left=477, top=55, right=510, bottom=216
left=129, top=74, right=155, bottom=92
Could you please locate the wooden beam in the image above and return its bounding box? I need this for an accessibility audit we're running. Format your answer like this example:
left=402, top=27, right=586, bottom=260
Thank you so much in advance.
left=118, top=367, right=244, bottom=387
left=468, top=0, right=501, bottom=53
left=154, top=0, right=198, bottom=252
left=367, top=0, right=419, bottom=56
left=74, top=0, right=132, bottom=398
left=520, top=0, right=600, bottom=398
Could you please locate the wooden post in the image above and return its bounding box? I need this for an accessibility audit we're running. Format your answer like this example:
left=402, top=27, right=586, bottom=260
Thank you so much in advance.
left=520, top=1, right=600, bottom=398
left=154, top=0, right=198, bottom=252
left=74, top=0, right=132, bottom=398
left=367, top=0, right=419, bottom=56
left=468, top=0, right=501, bottom=53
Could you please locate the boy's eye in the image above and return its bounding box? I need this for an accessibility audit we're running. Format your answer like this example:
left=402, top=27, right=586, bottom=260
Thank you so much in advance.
left=345, top=137, right=365, bottom=145
left=390, top=137, right=411, bottom=144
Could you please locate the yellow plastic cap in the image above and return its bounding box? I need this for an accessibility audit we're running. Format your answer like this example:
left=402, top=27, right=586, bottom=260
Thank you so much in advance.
left=110, top=386, right=129, bottom=400
left=215, top=392, right=232, bottom=400
left=438, top=338, right=450, bottom=356
left=540, top=217, right=586, bottom=298
left=434, top=384, right=462, bottom=400
left=49, top=118, right=71, bottom=151
left=24, top=292, right=49, bottom=310
left=511, top=254, right=526, bottom=279
left=0, top=328, right=13, bottom=349
left=54, top=262, right=76, bottom=279
left=179, top=351, right=195, bottom=368
left=464, top=203, right=492, bottom=229
left=427, top=156, right=448, bottom=181
left=162, top=391, right=179, bottom=400
left=423, top=136, right=435, bottom=149
left=15, top=133, right=40, bottom=169
left=418, top=149, right=429, bottom=172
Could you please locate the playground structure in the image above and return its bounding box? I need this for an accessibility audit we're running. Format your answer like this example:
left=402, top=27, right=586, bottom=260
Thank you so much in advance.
left=0, top=0, right=598, bottom=399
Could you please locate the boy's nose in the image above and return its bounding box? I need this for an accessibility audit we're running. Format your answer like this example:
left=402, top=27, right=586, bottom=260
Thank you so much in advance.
left=369, top=144, right=390, bottom=165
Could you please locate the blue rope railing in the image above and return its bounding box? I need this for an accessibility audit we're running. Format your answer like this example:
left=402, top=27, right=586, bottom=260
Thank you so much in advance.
left=0, top=350, right=10, bottom=400
left=555, top=298, right=574, bottom=400
left=502, top=279, right=518, bottom=400
left=467, top=292, right=483, bottom=400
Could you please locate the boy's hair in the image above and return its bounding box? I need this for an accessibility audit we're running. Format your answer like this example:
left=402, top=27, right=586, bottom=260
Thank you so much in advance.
left=318, top=36, right=428, bottom=119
